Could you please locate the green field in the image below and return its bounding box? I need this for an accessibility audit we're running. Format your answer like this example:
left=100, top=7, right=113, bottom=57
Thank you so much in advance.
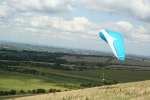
left=0, top=71, right=67, bottom=91
left=0, top=68, right=150, bottom=91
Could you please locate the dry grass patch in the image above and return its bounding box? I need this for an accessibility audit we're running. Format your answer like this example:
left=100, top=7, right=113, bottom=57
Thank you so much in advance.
left=9, top=80, right=150, bottom=100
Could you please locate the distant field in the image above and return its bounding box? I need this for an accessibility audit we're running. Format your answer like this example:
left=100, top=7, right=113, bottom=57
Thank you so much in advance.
left=12, top=80, right=150, bottom=100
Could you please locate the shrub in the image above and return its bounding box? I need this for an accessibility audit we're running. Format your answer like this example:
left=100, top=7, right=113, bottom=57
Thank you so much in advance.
left=27, top=90, right=32, bottom=94
left=19, top=90, right=26, bottom=94
left=9, top=90, right=16, bottom=95
left=32, top=89, right=36, bottom=94
left=36, top=89, right=46, bottom=94
left=48, top=89, right=61, bottom=93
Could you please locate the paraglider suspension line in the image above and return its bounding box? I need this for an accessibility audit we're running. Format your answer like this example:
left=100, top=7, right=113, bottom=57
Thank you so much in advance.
left=102, top=67, right=105, bottom=81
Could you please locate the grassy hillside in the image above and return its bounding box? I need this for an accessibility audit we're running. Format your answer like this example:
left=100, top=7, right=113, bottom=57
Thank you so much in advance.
left=12, top=80, right=150, bottom=100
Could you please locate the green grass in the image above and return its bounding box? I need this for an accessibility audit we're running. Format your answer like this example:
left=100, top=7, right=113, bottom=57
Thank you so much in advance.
left=1, top=65, right=150, bottom=100
left=1, top=66, right=150, bottom=92
left=62, top=69, right=150, bottom=82
left=0, top=71, right=67, bottom=91
left=28, top=65, right=150, bottom=83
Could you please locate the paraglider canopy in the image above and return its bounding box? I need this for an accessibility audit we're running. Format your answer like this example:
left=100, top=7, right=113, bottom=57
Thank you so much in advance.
left=98, top=29, right=125, bottom=61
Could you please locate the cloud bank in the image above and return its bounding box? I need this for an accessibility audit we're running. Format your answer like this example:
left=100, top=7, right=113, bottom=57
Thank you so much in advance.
left=0, top=0, right=149, bottom=56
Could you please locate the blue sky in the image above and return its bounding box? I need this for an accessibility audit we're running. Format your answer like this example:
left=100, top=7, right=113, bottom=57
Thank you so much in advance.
left=0, top=0, right=150, bottom=56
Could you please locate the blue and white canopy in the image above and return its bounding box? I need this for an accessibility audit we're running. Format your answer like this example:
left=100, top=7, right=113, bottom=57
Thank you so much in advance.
left=98, top=29, right=125, bottom=61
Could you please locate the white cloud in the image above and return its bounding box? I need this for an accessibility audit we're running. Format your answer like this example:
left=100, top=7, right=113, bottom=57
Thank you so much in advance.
left=13, top=14, right=150, bottom=43
left=0, top=4, right=9, bottom=17
left=116, top=21, right=150, bottom=42
left=116, top=21, right=133, bottom=31
left=52, top=16, right=92, bottom=32
left=83, top=0, right=150, bottom=21
left=14, top=15, right=94, bottom=33
left=6, top=0, right=74, bottom=13
left=93, top=20, right=150, bottom=43
left=130, top=26, right=150, bottom=42
left=12, top=12, right=150, bottom=43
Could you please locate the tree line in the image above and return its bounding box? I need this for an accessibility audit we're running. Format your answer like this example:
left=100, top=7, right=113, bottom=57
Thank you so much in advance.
left=0, top=88, right=62, bottom=96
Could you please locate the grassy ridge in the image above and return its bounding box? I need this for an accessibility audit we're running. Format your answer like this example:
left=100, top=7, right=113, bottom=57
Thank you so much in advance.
left=13, top=80, right=150, bottom=100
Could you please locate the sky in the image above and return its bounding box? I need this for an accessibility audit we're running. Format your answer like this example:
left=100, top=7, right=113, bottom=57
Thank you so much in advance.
left=0, top=0, right=150, bottom=56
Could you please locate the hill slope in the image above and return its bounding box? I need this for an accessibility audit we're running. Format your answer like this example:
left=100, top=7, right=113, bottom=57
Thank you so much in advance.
left=12, top=80, right=150, bottom=100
